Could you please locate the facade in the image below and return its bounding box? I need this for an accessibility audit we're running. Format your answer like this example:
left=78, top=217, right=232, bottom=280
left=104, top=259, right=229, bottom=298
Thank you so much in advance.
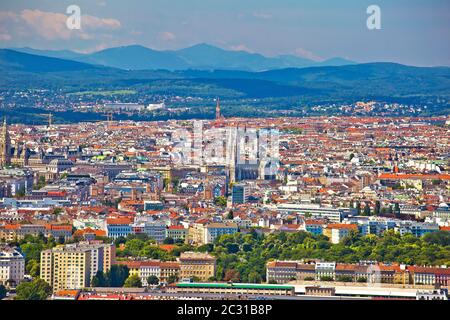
left=266, top=261, right=298, bottom=284
left=266, top=260, right=450, bottom=287
left=302, top=220, right=325, bottom=236
left=167, top=282, right=295, bottom=296
left=106, top=218, right=133, bottom=239
left=0, top=246, right=25, bottom=288
left=204, top=222, right=238, bottom=244
left=40, top=242, right=115, bottom=292
left=325, top=224, right=358, bottom=244
left=0, top=224, right=72, bottom=242
left=166, top=225, right=188, bottom=242
left=411, top=267, right=450, bottom=286
left=395, top=222, right=440, bottom=238
left=160, top=261, right=180, bottom=283
left=276, top=203, right=353, bottom=223
left=132, top=221, right=167, bottom=243
left=0, top=169, right=34, bottom=196
left=0, top=224, right=46, bottom=242
left=179, top=252, right=216, bottom=281
left=188, top=222, right=207, bottom=245
left=138, top=261, right=161, bottom=286
left=232, top=184, right=247, bottom=204
left=144, top=200, right=164, bottom=211
left=305, top=286, right=336, bottom=296
left=416, top=289, right=448, bottom=300
left=117, top=260, right=181, bottom=286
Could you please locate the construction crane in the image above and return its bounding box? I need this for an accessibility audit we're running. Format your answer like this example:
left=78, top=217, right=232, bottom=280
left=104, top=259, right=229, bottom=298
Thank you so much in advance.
left=47, top=113, right=53, bottom=127
left=37, top=113, right=53, bottom=127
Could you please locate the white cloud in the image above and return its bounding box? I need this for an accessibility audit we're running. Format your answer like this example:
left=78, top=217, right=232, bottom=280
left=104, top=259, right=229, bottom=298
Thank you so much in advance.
left=0, top=9, right=121, bottom=42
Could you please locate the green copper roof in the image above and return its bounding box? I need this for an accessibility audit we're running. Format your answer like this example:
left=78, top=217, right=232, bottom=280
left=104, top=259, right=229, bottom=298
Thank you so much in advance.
left=176, top=283, right=294, bottom=290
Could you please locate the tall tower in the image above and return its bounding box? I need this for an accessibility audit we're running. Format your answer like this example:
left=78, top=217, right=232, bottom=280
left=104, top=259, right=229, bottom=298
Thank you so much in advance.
left=215, top=98, right=221, bottom=120
left=0, top=117, right=11, bottom=167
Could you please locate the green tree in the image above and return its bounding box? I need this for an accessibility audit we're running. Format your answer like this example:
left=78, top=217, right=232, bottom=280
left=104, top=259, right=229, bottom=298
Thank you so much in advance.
left=224, top=269, right=241, bottom=282
left=394, top=203, right=401, bottom=218
left=147, top=275, right=159, bottom=286
left=26, top=259, right=40, bottom=277
left=124, top=274, right=142, bottom=288
left=363, top=203, right=371, bottom=216
left=226, top=243, right=240, bottom=254
left=125, top=238, right=145, bottom=257
left=320, top=276, right=333, bottom=281
left=34, top=176, right=46, bottom=190
left=52, top=207, right=63, bottom=215
left=374, top=201, right=381, bottom=216
left=91, top=271, right=108, bottom=287
left=423, top=231, right=450, bottom=246
left=167, top=275, right=178, bottom=284
left=106, top=265, right=129, bottom=287
left=337, top=275, right=353, bottom=282
left=15, top=278, right=51, bottom=300
left=163, top=237, right=174, bottom=244
left=356, top=202, right=361, bottom=215
left=214, top=196, right=228, bottom=207
left=0, top=284, right=6, bottom=300
left=247, top=271, right=262, bottom=283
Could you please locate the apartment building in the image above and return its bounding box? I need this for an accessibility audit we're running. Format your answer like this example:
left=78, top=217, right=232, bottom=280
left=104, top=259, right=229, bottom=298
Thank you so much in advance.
left=166, top=225, right=188, bottom=242
left=106, top=217, right=133, bottom=239
left=204, top=222, right=238, bottom=244
left=40, top=242, right=115, bottom=292
left=324, top=224, right=358, bottom=244
left=117, top=260, right=180, bottom=286
left=266, top=260, right=450, bottom=286
left=0, top=246, right=25, bottom=288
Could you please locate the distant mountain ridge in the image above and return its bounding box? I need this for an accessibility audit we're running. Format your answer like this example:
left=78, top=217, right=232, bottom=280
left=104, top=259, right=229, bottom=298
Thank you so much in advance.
left=9, top=43, right=355, bottom=71
left=1, top=48, right=448, bottom=102
left=0, top=49, right=97, bottom=73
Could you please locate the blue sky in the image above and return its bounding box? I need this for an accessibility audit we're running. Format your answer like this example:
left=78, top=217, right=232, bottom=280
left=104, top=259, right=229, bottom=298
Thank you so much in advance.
left=0, top=0, right=449, bottom=66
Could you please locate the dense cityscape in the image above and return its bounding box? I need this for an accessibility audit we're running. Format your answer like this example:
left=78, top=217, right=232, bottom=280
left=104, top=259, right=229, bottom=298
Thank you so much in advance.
left=1, top=2, right=449, bottom=314
left=0, top=111, right=449, bottom=301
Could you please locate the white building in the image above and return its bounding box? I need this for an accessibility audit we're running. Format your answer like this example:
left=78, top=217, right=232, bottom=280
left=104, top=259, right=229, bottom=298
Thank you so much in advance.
left=204, top=222, right=238, bottom=244
left=0, top=246, right=25, bottom=288
left=139, top=261, right=161, bottom=286
left=416, top=289, right=448, bottom=300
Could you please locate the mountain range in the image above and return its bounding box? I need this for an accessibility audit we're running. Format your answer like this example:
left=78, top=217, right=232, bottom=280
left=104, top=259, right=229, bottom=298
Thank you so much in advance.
left=10, top=43, right=355, bottom=71
left=0, top=48, right=449, bottom=107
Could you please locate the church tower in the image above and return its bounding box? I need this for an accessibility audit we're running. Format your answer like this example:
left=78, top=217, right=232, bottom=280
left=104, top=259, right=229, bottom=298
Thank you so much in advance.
left=0, top=117, right=11, bottom=167
left=215, top=98, right=221, bottom=120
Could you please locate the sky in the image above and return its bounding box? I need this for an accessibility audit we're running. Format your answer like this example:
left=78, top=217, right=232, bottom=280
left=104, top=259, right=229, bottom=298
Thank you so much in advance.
left=0, top=0, right=449, bottom=66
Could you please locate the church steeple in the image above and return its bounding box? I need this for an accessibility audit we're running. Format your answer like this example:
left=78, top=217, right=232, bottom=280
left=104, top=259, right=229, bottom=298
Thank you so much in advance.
left=0, top=117, right=11, bottom=167
left=215, top=98, right=221, bottom=120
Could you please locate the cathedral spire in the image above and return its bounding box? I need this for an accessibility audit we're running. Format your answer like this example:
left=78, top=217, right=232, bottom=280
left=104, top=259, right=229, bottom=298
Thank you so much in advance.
left=215, top=97, right=221, bottom=120
left=0, top=116, right=11, bottom=167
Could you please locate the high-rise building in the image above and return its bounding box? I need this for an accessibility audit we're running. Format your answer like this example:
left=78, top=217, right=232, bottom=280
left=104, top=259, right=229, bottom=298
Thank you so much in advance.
left=232, top=183, right=247, bottom=204
left=40, top=242, right=115, bottom=292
